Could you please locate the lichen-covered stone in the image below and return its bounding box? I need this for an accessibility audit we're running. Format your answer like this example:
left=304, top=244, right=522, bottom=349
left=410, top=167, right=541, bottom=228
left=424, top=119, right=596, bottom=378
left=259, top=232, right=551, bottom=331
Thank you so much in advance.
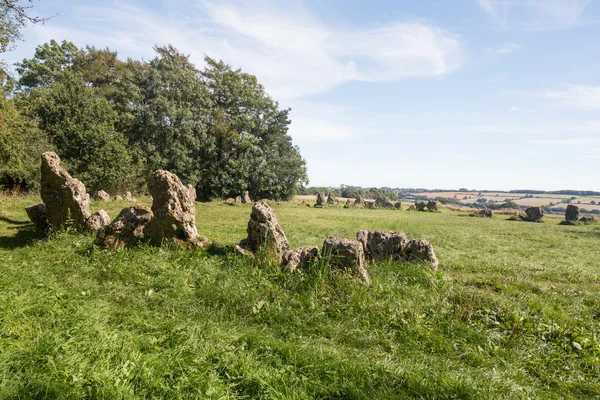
left=144, top=170, right=208, bottom=247
left=242, top=191, right=251, bottom=204
left=85, top=210, right=111, bottom=230
left=357, top=230, right=408, bottom=261
left=322, top=236, right=370, bottom=284
left=522, top=207, right=544, bottom=222
left=427, top=200, right=439, bottom=211
left=95, top=190, right=110, bottom=202
left=415, top=201, right=427, bottom=211
left=239, top=201, right=290, bottom=261
left=40, top=152, right=91, bottom=230
left=95, top=205, right=153, bottom=250
left=281, top=246, right=320, bottom=273
left=565, top=204, right=579, bottom=223
left=402, top=239, right=439, bottom=270
left=26, top=203, right=50, bottom=231
left=315, top=192, right=326, bottom=207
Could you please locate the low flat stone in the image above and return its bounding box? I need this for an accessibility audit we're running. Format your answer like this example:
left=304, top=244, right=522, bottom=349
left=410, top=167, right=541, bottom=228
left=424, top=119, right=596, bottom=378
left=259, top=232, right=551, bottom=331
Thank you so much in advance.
left=281, top=246, right=320, bottom=273
left=322, top=236, right=370, bottom=284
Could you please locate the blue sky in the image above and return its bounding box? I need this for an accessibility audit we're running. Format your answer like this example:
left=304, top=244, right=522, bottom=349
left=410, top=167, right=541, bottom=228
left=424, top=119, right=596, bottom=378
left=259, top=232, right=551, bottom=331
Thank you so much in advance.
left=6, top=0, right=600, bottom=190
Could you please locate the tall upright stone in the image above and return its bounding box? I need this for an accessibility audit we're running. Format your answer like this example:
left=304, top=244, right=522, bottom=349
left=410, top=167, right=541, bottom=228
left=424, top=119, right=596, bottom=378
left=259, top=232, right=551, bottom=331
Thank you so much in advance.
left=239, top=201, right=290, bottom=261
left=565, top=204, right=580, bottom=223
left=242, top=191, right=252, bottom=204
left=143, top=170, right=209, bottom=247
left=40, top=152, right=91, bottom=230
left=315, top=192, right=326, bottom=207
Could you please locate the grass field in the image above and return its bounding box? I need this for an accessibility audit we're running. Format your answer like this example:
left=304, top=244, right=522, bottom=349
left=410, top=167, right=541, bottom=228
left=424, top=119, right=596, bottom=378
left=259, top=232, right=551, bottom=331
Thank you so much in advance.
left=1, top=195, right=599, bottom=399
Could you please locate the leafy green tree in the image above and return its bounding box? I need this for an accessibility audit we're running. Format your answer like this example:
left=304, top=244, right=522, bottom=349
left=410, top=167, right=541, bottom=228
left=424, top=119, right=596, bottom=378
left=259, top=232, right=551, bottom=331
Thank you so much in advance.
left=201, top=56, right=307, bottom=200
left=0, top=98, right=54, bottom=190
left=1, top=0, right=49, bottom=54
left=16, top=39, right=80, bottom=89
left=126, top=45, right=213, bottom=190
left=18, top=72, right=132, bottom=192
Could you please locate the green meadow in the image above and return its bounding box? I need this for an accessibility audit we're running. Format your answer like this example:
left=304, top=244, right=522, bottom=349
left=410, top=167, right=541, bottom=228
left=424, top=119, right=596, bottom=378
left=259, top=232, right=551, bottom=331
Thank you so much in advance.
left=0, top=195, right=599, bottom=399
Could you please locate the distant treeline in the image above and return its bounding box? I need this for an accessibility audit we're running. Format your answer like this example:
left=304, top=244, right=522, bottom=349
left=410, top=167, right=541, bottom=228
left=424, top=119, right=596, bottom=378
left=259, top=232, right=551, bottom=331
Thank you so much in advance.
left=299, top=185, right=398, bottom=201
left=1, top=40, right=307, bottom=200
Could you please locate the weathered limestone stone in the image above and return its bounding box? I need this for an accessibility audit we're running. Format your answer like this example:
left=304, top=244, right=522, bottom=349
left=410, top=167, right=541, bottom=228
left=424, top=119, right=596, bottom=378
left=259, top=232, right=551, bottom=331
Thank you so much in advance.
left=40, top=152, right=91, bottom=230
left=374, top=197, right=396, bottom=209
left=315, top=192, right=326, bottom=207
left=327, top=193, right=337, bottom=205
left=357, top=230, right=408, bottom=261
left=242, top=191, right=251, bottom=204
left=522, top=207, right=544, bottom=222
left=114, top=194, right=124, bottom=201
left=281, top=246, right=320, bottom=273
left=234, top=244, right=255, bottom=259
left=85, top=210, right=111, bottom=230
left=355, top=195, right=365, bottom=207
left=415, top=201, right=427, bottom=212
left=144, top=170, right=209, bottom=247
left=579, top=216, right=597, bottom=223
left=225, top=198, right=235, bottom=204
left=322, top=236, right=370, bottom=284
left=95, top=205, right=153, bottom=250
left=95, top=190, right=110, bottom=202
left=402, top=239, right=439, bottom=270
left=427, top=200, right=439, bottom=212
left=408, top=204, right=416, bottom=211
left=565, top=204, right=580, bottom=223
left=239, top=201, right=290, bottom=261
left=394, top=202, right=402, bottom=210
left=344, top=199, right=352, bottom=209
left=235, top=196, right=242, bottom=204
left=479, top=209, right=493, bottom=218
left=124, top=191, right=136, bottom=202
left=26, top=203, right=50, bottom=231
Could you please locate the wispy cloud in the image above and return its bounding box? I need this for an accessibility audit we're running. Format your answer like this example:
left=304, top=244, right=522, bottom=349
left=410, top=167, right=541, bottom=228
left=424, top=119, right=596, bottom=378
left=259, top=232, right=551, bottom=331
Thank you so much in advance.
left=518, top=85, right=600, bottom=110
left=25, top=0, right=464, bottom=100
left=475, top=0, right=590, bottom=30
left=533, top=138, right=600, bottom=145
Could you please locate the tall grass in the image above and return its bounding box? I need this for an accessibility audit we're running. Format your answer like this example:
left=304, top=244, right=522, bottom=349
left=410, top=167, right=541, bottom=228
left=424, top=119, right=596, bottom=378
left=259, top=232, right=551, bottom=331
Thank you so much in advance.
left=0, top=197, right=599, bottom=399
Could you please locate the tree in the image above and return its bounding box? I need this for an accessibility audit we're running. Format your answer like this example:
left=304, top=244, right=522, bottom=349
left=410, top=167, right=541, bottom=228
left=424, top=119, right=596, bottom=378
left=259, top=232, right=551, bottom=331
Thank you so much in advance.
left=201, top=56, right=307, bottom=199
left=125, top=45, right=213, bottom=190
left=16, top=39, right=81, bottom=89
left=0, top=97, right=53, bottom=190
left=1, top=0, right=49, bottom=54
left=18, top=72, right=132, bottom=192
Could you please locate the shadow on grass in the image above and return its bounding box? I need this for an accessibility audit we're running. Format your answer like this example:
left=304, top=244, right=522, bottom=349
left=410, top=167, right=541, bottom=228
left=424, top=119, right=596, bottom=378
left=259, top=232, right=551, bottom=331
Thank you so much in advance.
left=0, top=225, right=45, bottom=249
left=0, top=215, right=30, bottom=225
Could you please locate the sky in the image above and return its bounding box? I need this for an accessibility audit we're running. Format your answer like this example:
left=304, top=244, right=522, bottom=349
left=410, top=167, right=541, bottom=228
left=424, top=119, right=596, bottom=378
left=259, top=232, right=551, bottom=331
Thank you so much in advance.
left=5, top=0, right=600, bottom=191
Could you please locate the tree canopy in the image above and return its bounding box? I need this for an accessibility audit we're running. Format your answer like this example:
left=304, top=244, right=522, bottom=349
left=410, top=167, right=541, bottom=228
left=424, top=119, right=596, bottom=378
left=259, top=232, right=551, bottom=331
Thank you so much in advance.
left=1, top=40, right=308, bottom=200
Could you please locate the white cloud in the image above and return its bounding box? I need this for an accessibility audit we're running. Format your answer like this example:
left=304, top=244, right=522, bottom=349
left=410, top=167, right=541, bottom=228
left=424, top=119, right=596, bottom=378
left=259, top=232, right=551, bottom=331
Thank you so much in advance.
left=532, top=138, right=600, bottom=145
left=517, top=85, right=600, bottom=110
left=19, top=0, right=463, bottom=100
left=475, top=0, right=590, bottom=30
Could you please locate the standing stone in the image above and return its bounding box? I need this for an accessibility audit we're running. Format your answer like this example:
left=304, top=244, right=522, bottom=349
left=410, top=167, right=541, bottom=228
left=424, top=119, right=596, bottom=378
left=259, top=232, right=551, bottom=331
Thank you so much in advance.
left=225, top=198, right=235, bottom=204
left=144, top=170, right=209, bottom=247
left=322, top=236, right=370, bottom=284
left=374, top=197, right=396, bottom=209
left=427, top=200, right=439, bottom=211
left=124, top=191, right=137, bottom=202
left=85, top=210, right=112, bottom=230
left=239, top=201, right=290, bottom=261
left=579, top=216, right=597, bottom=223
left=281, top=246, right=320, bottom=273
left=235, top=196, right=242, bottom=204
left=344, top=199, right=352, bottom=209
left=408, top=204, right=416, bottom=211
left=40, top=152, right=91, bottom=230
left=355, top=195, right=365, bottom=207
left=522, top=207, right=544, bottom=222
left=327, top=193, right=337, bottom=205
left=95, top=190, right=110, bottom=202
left=95, top=205, right=153, bottom=250
left=415, top=201, right=427, bottom=211
left=565, top=204, right=580, bottom=223
left=357, top=230, right=408, bottom=261
left=402, top=239, right=439, bottom=270
left=26, top=203, right=50, bottom=231
left=242, top=191, right=251, bottom=204
left=479, top=209, right=493, bottom=218
left=114, top=194, right=124, bottom=201
left=394, top=202, right=402, bottom=210
left=315, top=192, right=326, bottom=207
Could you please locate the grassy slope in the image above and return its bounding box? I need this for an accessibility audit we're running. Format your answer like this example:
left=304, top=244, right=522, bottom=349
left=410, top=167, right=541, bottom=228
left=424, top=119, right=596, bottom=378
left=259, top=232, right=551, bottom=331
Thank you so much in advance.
left=0, top=196, right=599, bottom=399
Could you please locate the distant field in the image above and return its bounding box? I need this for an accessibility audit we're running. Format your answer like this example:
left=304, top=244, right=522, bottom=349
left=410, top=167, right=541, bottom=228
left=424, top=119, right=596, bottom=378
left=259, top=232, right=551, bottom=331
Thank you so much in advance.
left=0, top=195, right=599, bottom=398
left=414, top=191, right=600, bottom=211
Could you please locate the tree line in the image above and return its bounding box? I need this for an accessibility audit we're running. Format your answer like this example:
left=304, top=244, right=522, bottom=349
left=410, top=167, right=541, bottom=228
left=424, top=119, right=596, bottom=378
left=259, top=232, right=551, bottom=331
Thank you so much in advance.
left=1, top=39, right=308, bottom=200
